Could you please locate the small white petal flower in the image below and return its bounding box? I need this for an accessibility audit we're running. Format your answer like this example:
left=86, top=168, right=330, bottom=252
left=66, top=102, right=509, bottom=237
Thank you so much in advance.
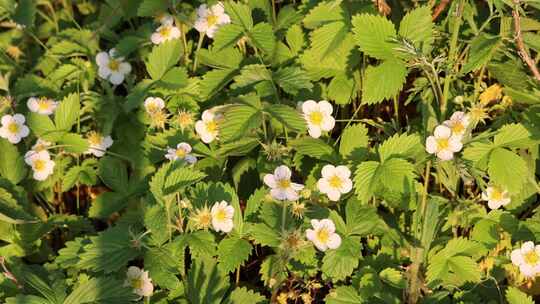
left=195, top=110, right=221, bottom=143
left=317, top=165, right=352, bottom=201
left=211, top=200, right=234, bottom=233
left=443, top=111, right=470, bottom=138
left=511, top=242, right=540, bottom=278
left=151, top=23, right=181, bottom=45
left=306, top=219, right=342, bottom=252
left=194, top=2, right=231, bottom=38
left=95, top=49, right=131, bottom=85
left=301, top=100, right=335, bottom=138
left=165, top=142, right=197, bottom=164
left=143, top=97, right=165, bottom=114
left=85, top=132, right=113, bottom=157
left=24, top=150, right=55, bottom=181
left=27, top=97, right=58, bottom=115
left=425, top=125, right=463, bottom=161
left=124, top=266, right=154, bottom=298
left=482, top=186, right=511, bottom=210
left=0, top=114, right=30, bottom=144
left=263, top=165, right=304, bottom=201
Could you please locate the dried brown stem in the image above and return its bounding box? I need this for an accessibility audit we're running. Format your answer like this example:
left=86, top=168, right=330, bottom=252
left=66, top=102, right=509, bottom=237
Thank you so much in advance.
left=432, top=0, right=451, bottom=21
left=512, top=0, right=540, bottom=82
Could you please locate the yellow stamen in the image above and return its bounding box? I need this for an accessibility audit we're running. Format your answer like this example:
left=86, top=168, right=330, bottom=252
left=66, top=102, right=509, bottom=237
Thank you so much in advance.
left=207, top=14, right=219, bottom=27
left=328, top=175, right=342, bottom=188
left=175, top=148, right=187, bottom=158
left=159, top=26, right=171, bottom=37
left=525, top=251, right=539, bottom=265
left=436, top=138, right=449, bottom=150
left=451, top=122, right=464, bottom=134
left=215, top=209, right=227, bottom=221
left=316, top=228, right=330, bottom=243
left=88, top=132, right=103, bottom=146
left=131, top=278, right=143, bottom=289
left=309, top=111, right=323, bottom=125
left=491, top=188, right=503, bottom=201
left=277, top=179, right=291, bottom=189
left=33, top=159, right=46, bottom=171
left=206, top=120, right=217, bottom=132
left=108, top=59, right=120, bottom=71
left=7, top=122, right=19, bottom=133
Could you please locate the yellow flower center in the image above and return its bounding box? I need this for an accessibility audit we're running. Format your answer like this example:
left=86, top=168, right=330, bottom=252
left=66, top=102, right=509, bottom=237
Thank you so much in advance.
left=131, top=278, right=143, bottom=289
left=38, top=99, right=51, bottom=111
left=491, top=188, right=503, bottom=201
left=316, top=228, right=330, bottom=243
left=206, top=14, right=219, bottom=27
left=108, top=59, right=120, bottom=71
left=328, top=175, right=343, bottom=188
left=88, top=132, right=102, bottom=146
left=277, top=179, right=291, bottom=189
left=436, top=138, right=449, bottom=150
left=33, top=159, right=46, bottom=171
left=7, top=122, right=19, bottom=133
left=178, top=112, right=193, bottom=128
left=159, top=26, right=171, bottom=37
left=175, top=148, right=187, bottom=158
left=309, top=111, right=323, bottom=125
left=451, top=122, right=464, bottom=134
left=206, top=120, right=217, bottom=133
left=525, top=251, right=539, bottom=265
left=215, top=209, right=227, bottom=221
left=193, top=208, right=212, bottom=229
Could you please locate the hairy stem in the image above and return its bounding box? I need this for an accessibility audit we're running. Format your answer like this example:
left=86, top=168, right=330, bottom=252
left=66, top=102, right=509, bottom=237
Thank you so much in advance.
left=512, top=0, right=540, bottom=82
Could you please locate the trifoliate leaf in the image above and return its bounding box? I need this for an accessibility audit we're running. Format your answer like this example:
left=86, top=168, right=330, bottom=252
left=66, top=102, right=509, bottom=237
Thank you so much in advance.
left=217, top=237, right=253, bottom=273
left=352, top=14, right=397, bottom=60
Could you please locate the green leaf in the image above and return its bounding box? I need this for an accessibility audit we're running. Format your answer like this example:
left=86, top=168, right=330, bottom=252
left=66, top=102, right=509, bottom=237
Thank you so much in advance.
left=249, top=22, right=276, bottom=55
left=273, top=66, right=313, bottom=95
left=488, top=148, right=528, bottom=194
left=150, top=162, right=206, bottom=201
left=78, top=227, right=140, bottom=273
left=339, top=123, right=369, bottom=159
left=506, top=287, right=534, bottom=304
left=144, top=246, right=182, bottom=290
left=59, top=133, right=88, bottom=153
left=98, top=156, right=129, bottom=193
left=88, top=191, right=127, bottom=219
left=213, top=24, right=245, bottom=51
left=123, top=79, right=154, bottom=112
left=324, top=286, right=364, bottom=304
left=265, top=104, right=306, bottom=133
left=352, top=14, right=397, bottom=60
left=309, top=21, right=348, bottom=60
left=144, top=204, right=169, bottom=246
left=0, top=139, right=27, bottom=184
left=345, top=201, right=379, bottom=236
left=55, top=93, right=80, bottom=131
left=217, top=237, right=253, bottom=273
left=378, top=132, right=423, bottom=161
left=354, top=161, right=381, bottom=203
left=64, top=277, right=137, bottom=304
left=185, top=257, right=229, bottom=304
left=249, top=223, right=281, bottom=247
left=219, top=104, right=262, bottom=143
left=303, top=0, right=344, bottom=29
left=200, top=68, right=238, bottom=99
left=227, top=287, right=265, bottom=304
left=146, top=40, right=182, bottom=80
left=12, top=0, right=36, bottom=27
left=288, top=137, right=337, bottom=161
left=233, top=64, right=272, bottom=88
left=322, top=236, right=361, bottom=281
left=328, top=72, right=357, bottom=105
left=137, top=0, right=168, bottom=16
left=286, top=24, right=306, bottom=54
left=494, top=123, right=534, bottom=149
left=379, top=268, right=406, bottom=289
left=362, top=60, right=407, bottom=104
left=398, top=6, right=433, bottom=50
left=461, top=34, right=501, bottom=74
left=26, top=112, right=59, bottom=140
left=0, top=187, right=37, bottom=224
left=224, top=2, right=253, bottom=30
left=158, top=67, right=189, bottom=90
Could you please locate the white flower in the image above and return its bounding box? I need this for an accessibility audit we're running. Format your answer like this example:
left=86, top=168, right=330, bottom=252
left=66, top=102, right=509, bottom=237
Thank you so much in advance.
left=306, top=219, right=342, bottom=252
left=95, top=49, right=132, bottom=85
left=85, top=132, right=113, bottom=157
left=31, top=139, right=51, bottom=151
left=211, top=200, right=234, bottom=233
left=165, top=142, right=197, bottom=164
left=443, top=111, right=470, bottom=138
left=301, top=100, right=335, bottom=138
left=24, top=150, right=55, bottom=181
left=425, top=125, right=463, bottom=161
left=0, top=114, right=30, bottom=144
left=317, top=165, right=353, bottom=201
left=27, top=97, right=58, bottom=115
left=195, top=110, right=220, bottom=143
left=144, top=97, right=165, bottom=114
left=194, top=2, right=231, bottom=38
left=511, top=242, right=540, bottom=278
left=151, top=23, right=181, bottom=45
left=263, top=165, right=304, bottom=201
left=124, top=266, right=154, bottom=298
left=158, top=14, right=174, bottom=26
left=482, top=186, right=511, bottom=210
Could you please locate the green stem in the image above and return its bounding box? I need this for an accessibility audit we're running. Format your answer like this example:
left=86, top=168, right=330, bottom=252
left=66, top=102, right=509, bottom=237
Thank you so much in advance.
left=281, top=201, right=288, bottom=234
left=192, top=33, right=205, bottom=72
left=441, top=0, right=465, bottom=118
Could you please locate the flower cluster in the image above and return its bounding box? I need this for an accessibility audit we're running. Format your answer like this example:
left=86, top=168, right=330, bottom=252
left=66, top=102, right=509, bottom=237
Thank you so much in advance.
left=425, top=111, right=469, bottom=161
left=194, top=2, right=231, bottom=38
left=151, top=14, right=181, bottom=45
left=191, top=201, right=234, bottom=233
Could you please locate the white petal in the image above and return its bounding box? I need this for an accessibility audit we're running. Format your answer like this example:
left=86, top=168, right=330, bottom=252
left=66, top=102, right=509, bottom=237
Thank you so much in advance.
left=318, top=100, right=333, bottom=115
left=206, top=26, right=218, bottom=38
left=290, top=182, right=304, bottom=191
left=96, top=52, right=109, bottom=66
left=13, top=114, right=25, bottom=124
left=1, top=115, right=13, bottom=125
left=270, top=188, right=287, bottom=201
left=301, top=100, right=318, bottom=114
left=151, top=32, right=163, bottom=45
left=511, top=249, right=524, bottom=266
left=327, top=233, right=342, bottom=249
left=487, top=200, right=501, bottom=210
left=177, top=142, right=192, bottom=153
left=194, top=19, right=208, bottom=33
left=425, top=136, right=437, bottom=154
left=319, top=219, right=336, bottom=233
left=274, top=165, right=291, bottom=180
left=118, top=62, right=132, bottom=74
left=109, top=72, right=125, bottom=85
left=27, top=99, right=38, bottom=112
left=521, top=264, right=536, bottom=277
left=185, top=155, right=197, bottom=164
left=437, top=149, right=453, bottom=161
left=310, top=219, right=321, bottom=230
left=317, top=178, right=330, bottom=193
left=263, top=174, right=277, bottom=188
left=307, top=125, right=322, bottom=138
left=434, top=125, right=451, bottom=139
left=523, top=241, right=535, bottom=252
left=448, top=137, right=463, bottom=152
left=98, top=66, right=111, bottom=79
left=201, top=110, right=214, bottom=122
left=305, top=229, right=316, bottom=242
left=320, top=117, right=335, bottom=131
left=327, top=189, right=341, bottom=201
left=339, top=178, right=353, bottom=194
left=321, top=165, right=337, bottom=180
left=285, top=188, right=299, bottom=201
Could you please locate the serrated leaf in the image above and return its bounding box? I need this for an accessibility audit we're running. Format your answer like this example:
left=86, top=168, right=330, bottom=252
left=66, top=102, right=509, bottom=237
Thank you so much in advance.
left=354, top=161, right=381, bottom=203
left=185, top=257, right=229, bottom=304
left=322, top=236, right=361, bottom=281
left=64, top=277, right=137, bottom=304
left=224, top=2, right=253, bottom=30
left=249, top=223, right=281, bottom=247
left=146, top=40, right=182, bottom=80
left=288, top=137, right=337, bottom=161
left=59, top=133, right=88, bottom=153
left=488, top=148, right=528, bottom=194
left=217, top=237, right=252, bottom=273
left=286, top=24, right=306, bottom=54
left=362, top=60, right=407, bottom=104
left=328, top=72, right=356, bottom=105
left=227, top=287, right=265, bottom=304
left=98, top=156, right=128, bottom=193
left=273, top=66, right=313, bottom=95
left=249, top=22, right=275, bottom=55
left=339, top=123, right=369, bottom=159
left=213, top=24, right=245, bottom=51
left=158, top=67, right=189, bottom=90
left=265, top=104, right=306, bottom=132
left=0, top=139, right=28, bottom=184
left=12, top=0, right=36, bottom=27
left=303, top=0, right=344, bottom=29
left=233, top=64, right=272, bottom=88
left=309, top=21, right=348, bottom=60
left=324, top=286, right=364, bottom=304
left=506, top=287, right=534, bottom=304
left=137, top=0, right=168, bottom=17
left=55, top=93, right=80, bottom=131
left=461, top=34, right=501, bottom=74
left=345, top=201, right=379, bottom=236
left=144, top=204, right=169, bottom=246
left=378, top=132, right=422, bottom=161
left=352, top=14, right=397, bottom=60
left=494, top=123, right=534, bottom=148
left=200, top=68, right=238, bottom=99
left=398, top=6, right=433, bottom=50
left=0, top=187, right=37, bottom=224
left=379, top=268, right=406, bottom=289
left=219, top=104, right=262, bottom=143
